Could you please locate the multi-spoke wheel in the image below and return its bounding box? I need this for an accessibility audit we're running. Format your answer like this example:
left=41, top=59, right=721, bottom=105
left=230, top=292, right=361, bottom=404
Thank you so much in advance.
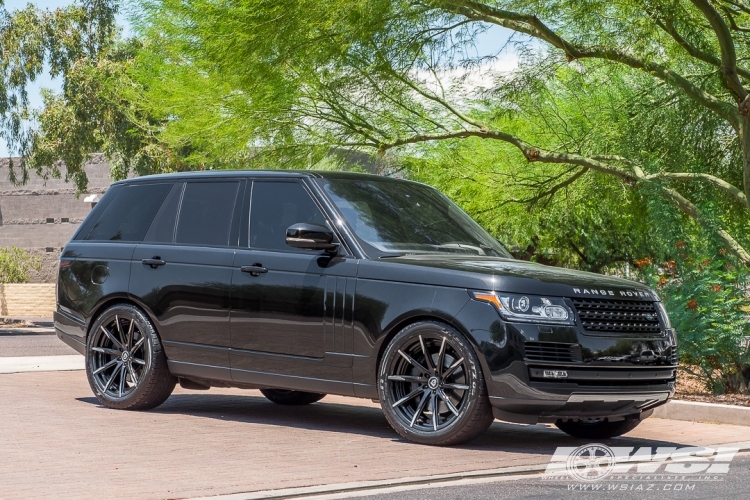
left=378, top=321, right=493, bottom=446
left=86, top=304, right=175, bottom=410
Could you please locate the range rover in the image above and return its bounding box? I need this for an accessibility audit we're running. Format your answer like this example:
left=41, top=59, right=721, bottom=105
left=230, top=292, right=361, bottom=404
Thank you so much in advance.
left=55, top=171, right=676, bottom=446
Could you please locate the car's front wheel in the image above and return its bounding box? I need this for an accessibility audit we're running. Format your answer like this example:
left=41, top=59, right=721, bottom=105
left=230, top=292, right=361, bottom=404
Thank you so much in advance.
left=86, top=304, right=175, bottom=410
left=555, top=416, right=642, bottom=439
left=378, top=321, right=494, bottom=446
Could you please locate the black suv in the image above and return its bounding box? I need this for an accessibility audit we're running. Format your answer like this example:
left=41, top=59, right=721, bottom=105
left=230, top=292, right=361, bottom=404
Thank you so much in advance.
left=55, top=171, right=676, bottom=446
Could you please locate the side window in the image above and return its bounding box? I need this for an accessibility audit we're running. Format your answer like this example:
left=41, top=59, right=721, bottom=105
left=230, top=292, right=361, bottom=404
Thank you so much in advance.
left=143, top=182, right=184, bottom=243
left=175, top=181, right=240, bottom=247
left=249, top=181, right=329, bottom=251
left=86, top=183, right=173, bottom=242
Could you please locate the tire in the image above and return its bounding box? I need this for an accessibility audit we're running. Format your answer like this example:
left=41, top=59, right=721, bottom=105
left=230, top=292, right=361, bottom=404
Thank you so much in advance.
left=378, top=321, right=494, bottom=446
left=260, top=389, right=325, bottom=405
left=555, top=416, right=642, bottom=439
left=86, top=304, right=176, bottom=410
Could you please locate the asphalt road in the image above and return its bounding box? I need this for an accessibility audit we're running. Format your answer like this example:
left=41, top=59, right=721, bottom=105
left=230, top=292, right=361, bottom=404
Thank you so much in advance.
left=0, top=328, right=77, bottom=356
left=359, top=453, right=750, bottom=500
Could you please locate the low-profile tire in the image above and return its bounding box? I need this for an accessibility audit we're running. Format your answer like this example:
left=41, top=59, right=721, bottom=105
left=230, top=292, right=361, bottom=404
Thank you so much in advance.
left=260, top=389, right=325, bottom=405
left=555, top=416, right=642, bottom=439
left=86, top=304, right=176, bottom=410
left=378, top=321, right=494, bottom=446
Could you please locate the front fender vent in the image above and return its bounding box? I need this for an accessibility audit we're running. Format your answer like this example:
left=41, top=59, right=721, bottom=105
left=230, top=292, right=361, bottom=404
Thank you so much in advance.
left=524, top=341, right=582, bottom=363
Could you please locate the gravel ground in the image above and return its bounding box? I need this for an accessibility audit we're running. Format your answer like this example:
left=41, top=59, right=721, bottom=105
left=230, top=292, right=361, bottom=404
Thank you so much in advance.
left=676, top=370, right=750, bottom=407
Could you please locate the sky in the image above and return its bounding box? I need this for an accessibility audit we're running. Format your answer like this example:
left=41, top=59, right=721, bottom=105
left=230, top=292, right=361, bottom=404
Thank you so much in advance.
left=0, top=1, right=520, bottom=158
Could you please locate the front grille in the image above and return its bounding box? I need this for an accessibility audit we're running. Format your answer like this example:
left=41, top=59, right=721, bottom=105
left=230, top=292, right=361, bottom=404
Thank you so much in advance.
left=524, top=342, right=582, bottom=363
left=571, top=298, right=662, bottom=335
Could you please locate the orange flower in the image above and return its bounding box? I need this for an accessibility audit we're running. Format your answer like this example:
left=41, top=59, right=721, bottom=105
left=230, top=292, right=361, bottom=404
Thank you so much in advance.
left=657, top=277, right=668, bottom=287
left=635, top=257, right=652, bottom=268
left=686, top=300, right=698, bottom=310
left=711, top=284, right=722, bottom=292
left=675, top=240, right=687, bottom=248
left=701, top=258, right=711, bottom=265
left=719, top=248, right=728, bottom=255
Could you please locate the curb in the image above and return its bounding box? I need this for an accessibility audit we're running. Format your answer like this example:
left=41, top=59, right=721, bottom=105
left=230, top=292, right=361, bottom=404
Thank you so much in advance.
left=653, top=399, right=750, bottom=426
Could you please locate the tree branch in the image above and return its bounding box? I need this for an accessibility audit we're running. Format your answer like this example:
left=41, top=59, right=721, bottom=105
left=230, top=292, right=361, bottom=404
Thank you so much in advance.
left=653, top=16, right=750, bottom=82
left=377, top=125, right=750, bottom=264
left=436, top=0, right=739, bottom=124
left=690, top=0, right=747, bottom=100
left=645, top=171, right=749, bottom=208
left=655, top=181, right=750, bottom=263
left=503, top=167, right=589, bottom=207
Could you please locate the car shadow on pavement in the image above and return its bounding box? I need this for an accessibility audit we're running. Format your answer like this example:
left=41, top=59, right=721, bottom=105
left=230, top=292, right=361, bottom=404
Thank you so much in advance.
left=76, top=393, right=708, bottom=453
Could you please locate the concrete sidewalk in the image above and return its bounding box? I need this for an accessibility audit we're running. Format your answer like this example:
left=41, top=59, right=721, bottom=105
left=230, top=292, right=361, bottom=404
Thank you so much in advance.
left=3, top=370, right=750, bottom=500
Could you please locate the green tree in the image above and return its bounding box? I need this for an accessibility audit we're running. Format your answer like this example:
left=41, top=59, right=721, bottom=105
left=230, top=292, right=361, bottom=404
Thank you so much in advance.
left=0, top=0, right=191, bottom=192
left=128, top=0, right=750, bottom=264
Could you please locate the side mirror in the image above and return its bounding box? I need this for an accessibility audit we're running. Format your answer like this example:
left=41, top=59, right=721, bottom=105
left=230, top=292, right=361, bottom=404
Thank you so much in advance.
left=286, top=223, right=339, bottom=253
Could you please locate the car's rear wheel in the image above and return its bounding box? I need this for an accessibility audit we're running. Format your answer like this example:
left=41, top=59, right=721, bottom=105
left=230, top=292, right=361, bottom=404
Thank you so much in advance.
left=555, top=416, right=642, bottom=439
left=86, top=304, right=175, bottom=410
left=260, top=389, right=325, bottom=405
left=378, top=321, right=494, bottom=446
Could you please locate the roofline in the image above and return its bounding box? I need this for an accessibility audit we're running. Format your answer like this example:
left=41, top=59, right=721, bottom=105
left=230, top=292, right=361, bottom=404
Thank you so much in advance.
left=110, top=169, right=427, bottom=186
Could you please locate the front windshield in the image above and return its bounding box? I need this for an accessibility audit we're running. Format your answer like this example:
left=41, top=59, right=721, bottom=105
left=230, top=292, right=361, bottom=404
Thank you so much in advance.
left=318, top=177, right=513, bottom=258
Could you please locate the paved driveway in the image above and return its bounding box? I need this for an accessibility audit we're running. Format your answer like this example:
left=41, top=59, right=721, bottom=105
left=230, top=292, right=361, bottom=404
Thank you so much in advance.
left=2, top=370, right=750, bottom=500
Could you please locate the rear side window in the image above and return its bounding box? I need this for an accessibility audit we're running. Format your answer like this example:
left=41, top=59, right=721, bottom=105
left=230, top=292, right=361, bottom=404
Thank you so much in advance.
left=144, top=182, right=184, bottom=243
left=85, top=183, right=173, bottom=242
left=175, top=181, right=240, bottom=247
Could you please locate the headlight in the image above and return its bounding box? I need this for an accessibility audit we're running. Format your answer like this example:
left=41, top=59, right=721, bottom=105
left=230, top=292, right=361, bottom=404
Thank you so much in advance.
left=655, top=302, right=672, bottom=329
left=471, top=291, right=575, bottom=325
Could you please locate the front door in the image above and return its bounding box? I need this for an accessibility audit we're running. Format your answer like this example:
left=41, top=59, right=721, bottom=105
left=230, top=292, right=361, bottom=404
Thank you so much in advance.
left=230, top=180, right=357, bottom=392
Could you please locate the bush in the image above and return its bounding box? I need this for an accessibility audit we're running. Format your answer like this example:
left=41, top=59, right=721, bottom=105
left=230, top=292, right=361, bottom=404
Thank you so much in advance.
left=0, top=247, right=41, bottom=284
left=637, top=251, right=750, bottom=394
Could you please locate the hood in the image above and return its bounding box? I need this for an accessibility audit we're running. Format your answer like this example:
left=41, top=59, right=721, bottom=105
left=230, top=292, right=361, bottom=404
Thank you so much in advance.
left=358, top=254, right=657, bottom=301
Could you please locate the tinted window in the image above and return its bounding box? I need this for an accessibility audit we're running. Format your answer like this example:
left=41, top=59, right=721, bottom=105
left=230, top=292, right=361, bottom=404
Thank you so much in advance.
left=86, top=183, right=173, bottom=242
left=175, top=181, right=240, bottom=247
left=249, top=181, right=329, bottom=251
left=319, top=178, right=512, bottom=257
left=143, top=182, right=184, bottom=243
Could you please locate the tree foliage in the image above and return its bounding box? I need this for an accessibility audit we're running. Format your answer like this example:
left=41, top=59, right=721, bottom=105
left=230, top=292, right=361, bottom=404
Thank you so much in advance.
left=123, top=0, right=750, bottom=264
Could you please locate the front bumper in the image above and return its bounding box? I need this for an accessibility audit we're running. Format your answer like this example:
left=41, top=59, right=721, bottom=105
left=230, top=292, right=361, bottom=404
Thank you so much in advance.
left=478, top=321, right=678, bottom=424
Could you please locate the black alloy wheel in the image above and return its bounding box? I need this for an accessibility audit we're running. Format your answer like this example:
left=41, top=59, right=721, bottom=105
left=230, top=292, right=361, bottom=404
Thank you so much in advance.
left=86, top=304, right=175, bottom=410
left=379, top=321, right=494, bottom=446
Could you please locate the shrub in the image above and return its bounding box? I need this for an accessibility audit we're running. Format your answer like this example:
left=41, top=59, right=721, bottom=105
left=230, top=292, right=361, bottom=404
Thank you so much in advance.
left=638, top=253, right=750, bottom=394
left=0, top=247, right=41, bottom=284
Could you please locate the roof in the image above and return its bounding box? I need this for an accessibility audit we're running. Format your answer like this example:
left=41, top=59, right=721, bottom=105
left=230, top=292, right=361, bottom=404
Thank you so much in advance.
left=112, top=169, right=416, bottom=185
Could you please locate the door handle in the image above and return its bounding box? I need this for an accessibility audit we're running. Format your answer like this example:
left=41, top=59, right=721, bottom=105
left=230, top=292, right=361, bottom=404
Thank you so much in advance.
left=142, top=258, right=166, bottom=268
left=241, top=264, right=268, bottom=276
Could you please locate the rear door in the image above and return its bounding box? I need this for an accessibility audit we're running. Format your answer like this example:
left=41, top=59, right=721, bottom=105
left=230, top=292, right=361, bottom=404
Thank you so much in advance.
left=130, top=179, right=244, bottom=378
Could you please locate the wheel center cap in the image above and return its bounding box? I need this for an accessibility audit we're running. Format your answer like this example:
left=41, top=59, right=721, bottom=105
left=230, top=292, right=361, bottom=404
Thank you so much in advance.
left=427, top=376, right=440, bottom=390
left=121, top=351, right=130, bottom=362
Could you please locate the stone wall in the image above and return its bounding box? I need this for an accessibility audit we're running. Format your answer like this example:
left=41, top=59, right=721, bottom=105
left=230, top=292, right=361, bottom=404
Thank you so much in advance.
left=0, top=284, right=56, bottom=317
left=0, top=155, right=115, bottom=282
